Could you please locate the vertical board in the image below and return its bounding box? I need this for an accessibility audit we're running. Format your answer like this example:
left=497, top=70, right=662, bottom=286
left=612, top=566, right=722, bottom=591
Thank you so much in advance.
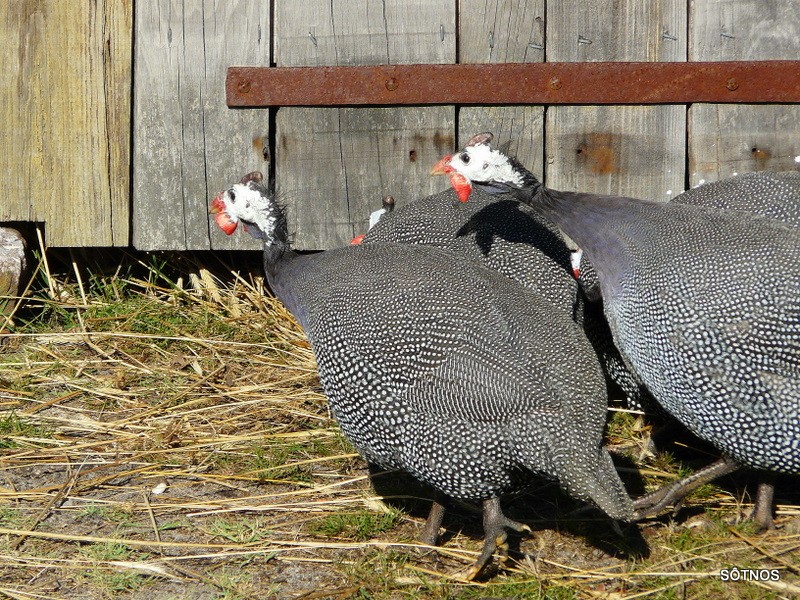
left=689, top=0, right=800, bottom=185
left=275, top=0, right=455, bottom=249
left=546, top=0, right=686, bottom=200
left=133, top=1, right=270, bottom=251
left=0, top=0, right=132, bottom=246
left=458, top=0, right=545, bottom=176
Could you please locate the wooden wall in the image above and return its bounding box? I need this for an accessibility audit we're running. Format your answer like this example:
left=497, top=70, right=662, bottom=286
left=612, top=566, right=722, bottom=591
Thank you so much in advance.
left=2, top=1, right=799, bottom=249
left=274, top=1, right=455, bottom=249
left=132, top=1, right=270, bottom=251
left=688, top=0, right=800, bottom=185
left=0, top=0, right=132, bottom=247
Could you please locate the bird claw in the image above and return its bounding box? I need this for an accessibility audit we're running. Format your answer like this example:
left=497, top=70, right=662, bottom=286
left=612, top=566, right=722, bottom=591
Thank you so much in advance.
left=633, top=456, right=741, bottom=522
left=455, top=498, right=531, bottom=580
left=495, top=513, right=532, bottom=534
left=453, top=563, right=483, bottom=582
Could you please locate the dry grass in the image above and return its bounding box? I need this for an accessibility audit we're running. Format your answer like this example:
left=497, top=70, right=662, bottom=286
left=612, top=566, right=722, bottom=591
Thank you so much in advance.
left=0, top=241, right=798, bottom=599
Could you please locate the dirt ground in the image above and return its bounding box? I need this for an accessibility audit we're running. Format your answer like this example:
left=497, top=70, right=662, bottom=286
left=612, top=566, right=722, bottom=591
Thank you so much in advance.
left=1, top=253, right=799, bottom=599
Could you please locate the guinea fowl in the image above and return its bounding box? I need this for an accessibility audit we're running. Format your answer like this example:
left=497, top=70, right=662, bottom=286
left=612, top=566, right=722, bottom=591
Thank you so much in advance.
left=673, top=170, right=800, bottom=226
left=361, top=188, right=582, bottom=320
left=432, top=133, right=800, bottom=530
left=577, top=170, right=800, bottom=301
left=574, top=169, right=800, bottom=402
left=353, top=186, right=659, bottom=413
left=210, top=171, right=633, bottom=578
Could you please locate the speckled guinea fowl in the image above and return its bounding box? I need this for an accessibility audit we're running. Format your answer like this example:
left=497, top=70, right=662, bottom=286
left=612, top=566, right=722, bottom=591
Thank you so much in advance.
left=435, top=133, right=800, bottom=530
left=577, top=169, right=800, bottom=408
left=210, top=171, right=633, bottom=578
left=361, top=188, right=581, bottom=320
left=358, top=187, right=658, bottom=412
left=673, top=170, right=800, bottom=225
left=579, top=170, right=800, bottom=299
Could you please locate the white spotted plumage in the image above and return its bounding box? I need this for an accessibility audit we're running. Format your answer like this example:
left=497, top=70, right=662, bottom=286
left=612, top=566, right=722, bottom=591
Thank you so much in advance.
left=441, top=136, right=800, bottom=477
left=210, top=177, right=635, bottom=528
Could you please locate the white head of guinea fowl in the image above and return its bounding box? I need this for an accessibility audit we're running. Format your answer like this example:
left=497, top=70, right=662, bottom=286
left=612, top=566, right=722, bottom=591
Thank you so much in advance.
left=435, top=133, right=800, bottom=529
left=430, top=132, right=539, bottom=201
left=210, top=172, right=278, bottom=240
left=209, top=170, right=635, bottom=579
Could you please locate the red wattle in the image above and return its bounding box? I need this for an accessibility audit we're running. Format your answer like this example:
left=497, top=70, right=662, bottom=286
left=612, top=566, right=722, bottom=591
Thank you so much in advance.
left=350, top=234, right=366, bottom=245
left=450, top=172, right=473, bottom=202
left=215, top=211, right=238, bottom=235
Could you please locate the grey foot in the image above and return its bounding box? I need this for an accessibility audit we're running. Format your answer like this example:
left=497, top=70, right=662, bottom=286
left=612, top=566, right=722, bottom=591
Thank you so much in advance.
left=634, top=456, right=740, bottom=520
left=457, top=497, right=531, bottom=581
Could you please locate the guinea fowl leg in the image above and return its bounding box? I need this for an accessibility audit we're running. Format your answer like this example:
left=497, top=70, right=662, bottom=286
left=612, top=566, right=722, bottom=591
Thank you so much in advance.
left=419, top=495, right=447, bottom=546
left=460, top=497, right=531, bottom=581
left=633, top=456, right=740, bottom=520
left=751, top=474, right=776, bottom=532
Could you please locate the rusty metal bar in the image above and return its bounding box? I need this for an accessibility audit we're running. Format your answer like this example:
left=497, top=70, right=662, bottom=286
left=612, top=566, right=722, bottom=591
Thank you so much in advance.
left=227, top=61, right=800, bottom=107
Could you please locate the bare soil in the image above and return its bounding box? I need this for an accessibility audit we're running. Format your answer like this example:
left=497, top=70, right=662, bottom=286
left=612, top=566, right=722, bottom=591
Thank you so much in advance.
left=1, top=252, right=798, bottom=599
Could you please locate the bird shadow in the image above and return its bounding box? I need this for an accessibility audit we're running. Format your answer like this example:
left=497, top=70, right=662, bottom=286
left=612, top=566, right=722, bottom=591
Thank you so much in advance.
left=367, top=463, right=651, bottom=567
left=454, top=199, right=573, bottom=270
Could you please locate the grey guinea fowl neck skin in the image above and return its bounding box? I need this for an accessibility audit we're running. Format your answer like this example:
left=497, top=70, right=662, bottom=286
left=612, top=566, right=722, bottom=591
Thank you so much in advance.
left=210, top=171, right=634, bottom=577
left=440, top=138, right=800, bottom=478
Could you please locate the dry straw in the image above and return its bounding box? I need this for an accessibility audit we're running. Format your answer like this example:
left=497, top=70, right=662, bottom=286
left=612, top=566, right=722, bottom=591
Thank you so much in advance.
left=0, top=246, right=797, bottom=598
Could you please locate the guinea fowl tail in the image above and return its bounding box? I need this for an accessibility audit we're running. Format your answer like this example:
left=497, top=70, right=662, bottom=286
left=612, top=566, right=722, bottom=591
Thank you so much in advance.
left=558, top=449, right=634, bottom=522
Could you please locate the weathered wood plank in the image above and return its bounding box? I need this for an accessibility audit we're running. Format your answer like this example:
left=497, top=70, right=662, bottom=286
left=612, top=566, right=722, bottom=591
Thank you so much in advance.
left=458, top=0, right=545, bottom=175
left=276, top=106, right=454, bottom=248
left=133, top=0, right=269, bottom=251
left=546, top=0, right=686, bottom=200
left=548, top=106, right=686, bottom=200
left=689, top=0, right=800, bottom=185
left=549, top=1, right=685, bottom=62
left=1, top=3, right=39, bottom=224
left=275, top=0, right=455, bottom=249
left=459, top=0, right=545, bottom=65
left=0, top=0, right=132, bottom=246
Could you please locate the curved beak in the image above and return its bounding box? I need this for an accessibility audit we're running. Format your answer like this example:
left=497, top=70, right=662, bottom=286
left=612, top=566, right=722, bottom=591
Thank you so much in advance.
left=209, top=194, right=225, bottom=214
left=430, top=155, right=453, bottom=176
left=209, top=194, right=238, bottom=235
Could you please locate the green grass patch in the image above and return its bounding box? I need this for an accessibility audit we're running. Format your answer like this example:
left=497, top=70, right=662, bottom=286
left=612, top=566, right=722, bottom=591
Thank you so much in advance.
left=309, top=509, right=401, bottom=542
left=0, top=411, right=51, bottom=449
left=78, top=542, right=151, bottom=597
left=0, top=507, right=27, bottom=528
left=205, top=516, right=271, bottom=544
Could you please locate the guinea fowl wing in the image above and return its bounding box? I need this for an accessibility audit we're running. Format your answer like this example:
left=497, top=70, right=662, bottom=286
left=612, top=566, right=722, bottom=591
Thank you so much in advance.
left=673, top=171, right=800, bottom=226
left=543, top=193, right=800, bottom=473
left=293, top=244, right=632, bottom=519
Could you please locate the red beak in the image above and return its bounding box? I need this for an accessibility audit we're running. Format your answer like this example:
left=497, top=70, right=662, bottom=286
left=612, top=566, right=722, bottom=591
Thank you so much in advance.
left=431, top=155, right=473, bottom=202
left=209, top=195, right=225, bottom=214
left=210, top=194, right=238, bottom=235
left=429, top=155, right=453, bottom=175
